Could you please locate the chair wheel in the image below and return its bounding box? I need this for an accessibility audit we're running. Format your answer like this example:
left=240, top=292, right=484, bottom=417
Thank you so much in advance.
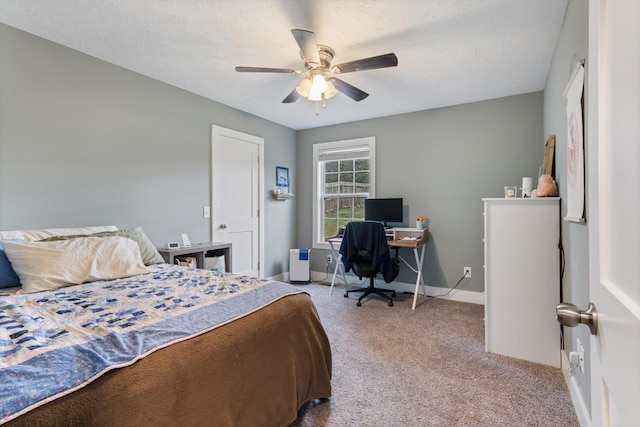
left=344, top=293, right=348, bottom=298
left=356, top=301, right=362, bottom=307
left=388, top=301, right=394, bottom=307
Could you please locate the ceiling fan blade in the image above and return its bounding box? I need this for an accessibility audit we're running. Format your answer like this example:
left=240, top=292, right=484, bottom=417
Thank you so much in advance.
left=291, top=29, right=321, bottom=67
left=330, top=78, right=369, bottom=102
left=331, top=53, right=398, bottom=74
left=282, top=88, right=301, bottom=103
left=235, top=66, right=298, bottom=73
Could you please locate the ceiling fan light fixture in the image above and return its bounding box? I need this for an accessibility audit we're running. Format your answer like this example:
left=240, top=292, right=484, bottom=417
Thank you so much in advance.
left=295, top=77, right=312, bottom=97
left=324, top=80, right=338, bottom=99
left=307, top=73, right=337, bottom=102
left=308, top=88, right=323, bottom=101
left=311, top=74, right=328, bottom=93
left=297, top=73, right=335, bottom=102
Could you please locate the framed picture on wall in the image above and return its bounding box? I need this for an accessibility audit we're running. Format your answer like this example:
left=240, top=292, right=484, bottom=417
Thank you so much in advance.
left=276, top=166, right=289, bottom=192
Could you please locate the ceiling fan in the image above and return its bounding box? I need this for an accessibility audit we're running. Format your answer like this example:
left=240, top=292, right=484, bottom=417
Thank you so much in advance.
left=235, top=29, right=398, bottom=109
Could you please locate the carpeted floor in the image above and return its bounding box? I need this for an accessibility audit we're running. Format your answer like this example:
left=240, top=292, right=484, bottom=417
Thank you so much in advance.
left=290, top=282, right=579, bottom=427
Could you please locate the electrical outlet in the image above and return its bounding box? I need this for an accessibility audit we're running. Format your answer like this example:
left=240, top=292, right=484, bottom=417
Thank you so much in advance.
left=463, top=266, right=471, bottom=278
left=326, top=255, right=332, bottom=264
left=577, top=339, right=585, bottom=373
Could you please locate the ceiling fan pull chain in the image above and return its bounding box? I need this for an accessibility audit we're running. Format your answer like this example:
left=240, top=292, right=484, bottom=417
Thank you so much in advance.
left=315, top=101, right=320, bottom=116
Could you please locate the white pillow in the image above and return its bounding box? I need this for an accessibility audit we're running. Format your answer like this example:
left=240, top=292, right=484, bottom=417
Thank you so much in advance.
left=0, top=225, right=118, bottom=241
left=1, top=236, right=150, bottom=294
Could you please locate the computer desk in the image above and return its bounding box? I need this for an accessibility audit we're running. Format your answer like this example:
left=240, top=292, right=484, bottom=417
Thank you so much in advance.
left=327, top=228, right=429, bottom=310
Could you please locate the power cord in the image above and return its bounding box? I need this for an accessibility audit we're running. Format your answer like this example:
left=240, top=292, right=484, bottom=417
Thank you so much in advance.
left=428, top=272, right=469, bottom=299
left=315, top=259, right=330, bottom=283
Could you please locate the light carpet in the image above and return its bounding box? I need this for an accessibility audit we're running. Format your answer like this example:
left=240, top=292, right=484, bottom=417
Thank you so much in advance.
left=290, top=282, right=579, bottom=427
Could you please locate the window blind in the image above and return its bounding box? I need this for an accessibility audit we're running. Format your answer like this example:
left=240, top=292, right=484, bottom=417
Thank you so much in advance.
left=318, top=145, right=370, bottom=162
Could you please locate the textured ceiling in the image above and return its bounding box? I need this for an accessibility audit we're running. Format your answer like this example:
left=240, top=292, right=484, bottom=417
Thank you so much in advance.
left=0, top=0, right=568, bottom=130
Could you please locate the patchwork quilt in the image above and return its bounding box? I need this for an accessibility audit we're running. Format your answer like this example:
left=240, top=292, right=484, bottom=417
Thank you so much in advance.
left=0, top=264, right=301, bottom=423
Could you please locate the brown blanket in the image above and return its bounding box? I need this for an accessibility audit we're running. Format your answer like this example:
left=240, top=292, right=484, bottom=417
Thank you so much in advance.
left=5, top=292, right=332, bottom=427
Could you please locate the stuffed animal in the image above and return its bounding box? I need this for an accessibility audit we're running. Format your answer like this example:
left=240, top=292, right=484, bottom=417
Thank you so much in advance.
left=532, top=174, right=558, bottom=197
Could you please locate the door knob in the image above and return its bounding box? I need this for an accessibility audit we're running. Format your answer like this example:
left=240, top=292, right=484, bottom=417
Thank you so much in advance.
left=556, top=302, right=598, bottom=335
left=219, top=224, right=227, bottom=229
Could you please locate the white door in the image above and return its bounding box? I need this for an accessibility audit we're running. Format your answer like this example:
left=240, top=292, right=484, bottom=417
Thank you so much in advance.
left=587, top=1, right=640, bottom=425
left=211, top=125, right=264, bottom=277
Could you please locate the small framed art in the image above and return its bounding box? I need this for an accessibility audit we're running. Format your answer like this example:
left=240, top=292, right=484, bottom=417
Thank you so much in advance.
left=276, top=166, right=289, bottom=192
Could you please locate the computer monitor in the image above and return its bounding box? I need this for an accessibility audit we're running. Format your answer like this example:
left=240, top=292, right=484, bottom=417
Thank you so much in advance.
left=364, top=198, right=403, bottom=227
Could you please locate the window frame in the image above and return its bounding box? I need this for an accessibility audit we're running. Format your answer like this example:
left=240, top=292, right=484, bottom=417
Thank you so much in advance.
left=312, top=137, right=376, bottom=250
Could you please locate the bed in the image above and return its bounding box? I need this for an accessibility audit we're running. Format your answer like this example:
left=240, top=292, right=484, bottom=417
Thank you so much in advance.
left=0, top=226, right=332, bottom=426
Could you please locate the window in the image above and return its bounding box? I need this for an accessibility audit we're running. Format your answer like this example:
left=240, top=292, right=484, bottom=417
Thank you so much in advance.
left=313, top=137, right=375, bottom=248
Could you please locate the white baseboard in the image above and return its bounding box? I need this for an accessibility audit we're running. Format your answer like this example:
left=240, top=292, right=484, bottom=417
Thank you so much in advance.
left=561, top=350, right=591, bottom=427
left=308, top=270, right=485, bottom=305
left=269, top=270, right=484, bottom=305
left=270, top=272, right=288, bottom=282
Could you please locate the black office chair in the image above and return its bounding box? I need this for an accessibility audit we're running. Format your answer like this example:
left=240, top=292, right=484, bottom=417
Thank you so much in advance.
left=339, top=221, right=400, bottom=307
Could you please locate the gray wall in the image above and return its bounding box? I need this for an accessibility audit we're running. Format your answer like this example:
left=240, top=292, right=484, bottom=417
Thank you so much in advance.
left=543, top=0, right=591, bottom=412
left=297, top=92, right=544, bottom=292
left=0, top=12, right=582, bottom=306
left=0, top=23, right=297, bottom=278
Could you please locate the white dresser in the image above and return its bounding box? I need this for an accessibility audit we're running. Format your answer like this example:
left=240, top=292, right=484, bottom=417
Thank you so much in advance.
left=482, top=197, right=561, bottom=367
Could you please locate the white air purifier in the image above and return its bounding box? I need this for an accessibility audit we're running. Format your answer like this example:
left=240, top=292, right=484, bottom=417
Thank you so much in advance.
left=289, top=249, right=310, bottom=283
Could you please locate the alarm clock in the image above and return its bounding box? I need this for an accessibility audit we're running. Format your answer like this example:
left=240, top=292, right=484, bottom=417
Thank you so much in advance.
left=167, top=242, right=180, bottom=249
